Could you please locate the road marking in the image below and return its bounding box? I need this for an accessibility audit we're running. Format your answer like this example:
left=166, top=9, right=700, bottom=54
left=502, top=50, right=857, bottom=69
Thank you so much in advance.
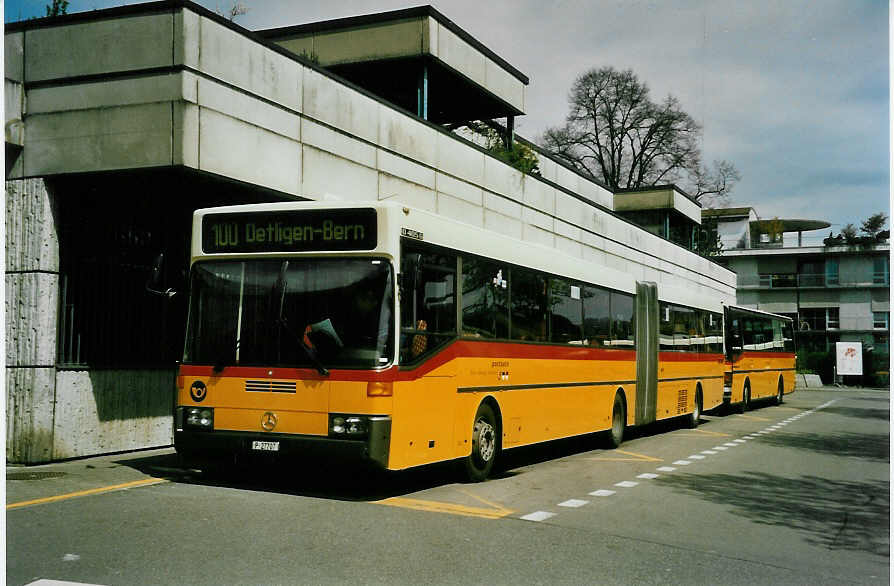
left=378, top=497, right=513, bottom=519
left=733, top=439, right=747, bottom=443
left=677, top=428, right=729, bottom=437
left=587, top=449, right=662, bottom=462
left=723, top=442, right=739, bottom=447
left=558, top=499, right=589, bottom=508
left=713, top=446, right=728, bottom=450
left=7, top=478, right=168, bottom=510
left=521, top=511, right=556, bottom=522
left=589, top=489, right=616, bottom=497
left=656, top=466, right=676, bottom=472
left=736, top=414, right=771, bottom=421
left=687, top=454, right=706, bottom=460
left=637, top=473, right=659, bottom=480
left=672, top=460, right=692, bottom=466
left=701, top=450, right=718, bottom=455
left=615, top=480, right=639, bottom=488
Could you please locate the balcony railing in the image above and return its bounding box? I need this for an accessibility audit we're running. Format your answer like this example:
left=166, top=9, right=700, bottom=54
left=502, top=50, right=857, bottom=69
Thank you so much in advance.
left=739, top=273, right=889, bottom=288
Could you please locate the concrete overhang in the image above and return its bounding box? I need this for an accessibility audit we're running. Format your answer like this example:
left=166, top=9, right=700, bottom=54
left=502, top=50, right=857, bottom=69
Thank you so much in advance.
left=257, top=6, right=528, bottom=124
left=613, top=185, right=702, bottom=225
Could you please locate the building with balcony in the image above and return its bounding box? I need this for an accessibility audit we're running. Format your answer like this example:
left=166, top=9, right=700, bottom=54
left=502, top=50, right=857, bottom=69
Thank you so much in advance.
left=703, top=207, right=890, bottom=382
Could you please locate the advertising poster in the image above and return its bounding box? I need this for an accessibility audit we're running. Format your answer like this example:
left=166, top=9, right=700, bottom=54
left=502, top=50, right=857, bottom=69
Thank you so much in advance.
left=835, top=342, right=863, bottom=376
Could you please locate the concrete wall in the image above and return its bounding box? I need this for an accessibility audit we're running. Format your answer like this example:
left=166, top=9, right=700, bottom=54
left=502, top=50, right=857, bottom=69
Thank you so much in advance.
left=6, top=178, right=59, bottom=463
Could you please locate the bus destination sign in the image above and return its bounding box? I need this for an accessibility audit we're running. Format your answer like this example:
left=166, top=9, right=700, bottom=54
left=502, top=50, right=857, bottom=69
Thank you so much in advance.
left=202, top=208, right=377, bottom=253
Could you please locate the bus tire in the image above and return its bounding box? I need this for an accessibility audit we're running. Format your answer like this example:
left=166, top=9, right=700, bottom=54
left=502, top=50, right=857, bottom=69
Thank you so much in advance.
left=607, top=392, right=626, bottom=448
left=775, top=378, right=784, bottom=405
left=686, top=388, right=702, bottom=429
left=464, top=402, right=498, bottom=482
left=738, top=383, right=751, bottom=413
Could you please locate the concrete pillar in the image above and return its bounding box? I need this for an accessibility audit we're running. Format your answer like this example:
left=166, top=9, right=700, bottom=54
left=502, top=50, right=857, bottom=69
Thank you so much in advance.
left=6, top=177, right=60, bottom=463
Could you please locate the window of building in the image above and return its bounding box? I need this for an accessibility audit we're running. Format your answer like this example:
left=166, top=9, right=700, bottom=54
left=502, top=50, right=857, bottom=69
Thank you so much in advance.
left=873, top=257, right=889, bottom=284
left=825, top=258, right=839, bottom=285
left=826, top=307, right=840, bottom=330
left=873, top=312, right=889, bottom=330
left=798, top=260, right=824, bottom=287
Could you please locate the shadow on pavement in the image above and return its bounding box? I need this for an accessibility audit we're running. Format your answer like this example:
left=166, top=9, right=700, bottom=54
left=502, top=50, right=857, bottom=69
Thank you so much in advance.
left=656, top=471, right=890, bottom=556
left=819, top=405, right=890, bottom=421
left=754, top=431, right=890, bottom=463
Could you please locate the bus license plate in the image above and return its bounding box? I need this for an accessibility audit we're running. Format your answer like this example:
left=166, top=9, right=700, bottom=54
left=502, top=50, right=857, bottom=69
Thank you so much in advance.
left=251, top=440, right=280, bottom=452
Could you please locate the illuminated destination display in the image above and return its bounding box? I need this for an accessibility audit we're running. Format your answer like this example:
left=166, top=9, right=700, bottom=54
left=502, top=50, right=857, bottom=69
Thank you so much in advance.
left=202, top=208, right=377, bottom=253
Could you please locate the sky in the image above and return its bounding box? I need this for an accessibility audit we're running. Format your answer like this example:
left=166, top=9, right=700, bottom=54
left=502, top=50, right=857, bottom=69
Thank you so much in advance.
left=6, top=0, right=890, bottom=243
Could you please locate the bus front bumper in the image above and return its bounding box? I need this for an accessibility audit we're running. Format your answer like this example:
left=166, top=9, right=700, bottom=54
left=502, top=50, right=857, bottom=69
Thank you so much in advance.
left=174, top=418, right=391, bottom=469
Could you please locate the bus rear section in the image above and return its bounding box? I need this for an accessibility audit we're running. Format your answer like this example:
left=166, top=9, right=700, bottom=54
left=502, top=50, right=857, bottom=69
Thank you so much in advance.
left=722, top=306, right=796, bottom=411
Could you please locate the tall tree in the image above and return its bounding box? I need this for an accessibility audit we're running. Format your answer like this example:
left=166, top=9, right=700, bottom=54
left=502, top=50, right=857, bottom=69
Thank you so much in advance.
left=542, top=67, right=739, bottom=205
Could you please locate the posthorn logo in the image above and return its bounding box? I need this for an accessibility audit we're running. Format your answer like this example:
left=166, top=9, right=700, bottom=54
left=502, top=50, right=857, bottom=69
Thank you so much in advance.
left=189, top=381, right=207, bottom=402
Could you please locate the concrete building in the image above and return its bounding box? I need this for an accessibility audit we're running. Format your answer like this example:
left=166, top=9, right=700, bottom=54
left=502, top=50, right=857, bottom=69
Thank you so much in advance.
left=703, top=208, right=890, bottom=382
left=6, top=1, right=734, bottom=463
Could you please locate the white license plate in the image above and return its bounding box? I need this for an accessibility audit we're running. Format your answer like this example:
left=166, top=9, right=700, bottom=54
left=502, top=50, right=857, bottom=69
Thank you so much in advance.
left=251, top=440, right=280, bottom=452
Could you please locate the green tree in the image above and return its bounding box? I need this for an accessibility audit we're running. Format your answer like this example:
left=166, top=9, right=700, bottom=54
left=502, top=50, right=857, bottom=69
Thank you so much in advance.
left=45, top=0, right=68, bottom=16
left=860, top=212, right=888, bottom=239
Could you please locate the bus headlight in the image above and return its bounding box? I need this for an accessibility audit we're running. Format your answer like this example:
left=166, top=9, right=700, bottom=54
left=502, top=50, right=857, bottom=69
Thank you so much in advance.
left=329, top=415, right=369, bottom=438
left=184, top=407, right=214, bottom=430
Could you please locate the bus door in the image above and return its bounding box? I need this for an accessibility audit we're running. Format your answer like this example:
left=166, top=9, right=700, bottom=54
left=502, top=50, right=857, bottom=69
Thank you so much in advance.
left=634, top=281, right=658, bottom=425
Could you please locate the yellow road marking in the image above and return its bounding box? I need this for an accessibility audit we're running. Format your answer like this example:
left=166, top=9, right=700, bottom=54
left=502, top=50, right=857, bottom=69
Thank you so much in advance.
left=676, top=428, right=730, bottom=437
left=587, top=449, right=662, bottom=462
left=736, top=414, right=771, bottom=421
left=7, top=478, right=168, bottom=510
left=377, top=496, right=513, bottom=519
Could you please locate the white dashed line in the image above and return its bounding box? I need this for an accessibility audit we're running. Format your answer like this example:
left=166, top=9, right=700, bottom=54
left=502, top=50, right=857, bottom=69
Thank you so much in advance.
left=687, top=454, right=706, bottom=460
left=656, top=466, right=676, bottom=472
left=589, top=489, right=616, bottom=497
left=521, top=511, right=556, bottom=522
left=637, top=473, right=659, bottom=480
left=723, top=442, right=738, bottom=447
left=701, top=450, right=718, bottom=455
left=672, top=460, right=692, bottom=466
left=615, top=481, right=639, bottom=488
left=713, top=446, right=728, bottom=450
left=733, top=439, right=747, bottom=443
left=558, top=499, right=589, bottom=508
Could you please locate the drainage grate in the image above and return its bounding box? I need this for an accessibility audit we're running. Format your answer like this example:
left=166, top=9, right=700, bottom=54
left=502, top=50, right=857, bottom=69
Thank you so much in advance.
left=8, top=471, right=67, bottom=481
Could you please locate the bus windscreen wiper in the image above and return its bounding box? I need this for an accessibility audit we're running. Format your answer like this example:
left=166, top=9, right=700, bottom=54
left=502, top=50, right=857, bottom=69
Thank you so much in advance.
left=278, top=316, right=330, bottom=376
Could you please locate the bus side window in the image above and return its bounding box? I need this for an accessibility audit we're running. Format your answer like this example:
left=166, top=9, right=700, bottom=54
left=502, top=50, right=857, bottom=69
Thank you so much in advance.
left=461, top=256, right=508, bottom=339
left=400, top=247, right=457, bottom=363
left=582, top=286, right=610, bottom=347
left=659, top=302, right=675, bottom=351
left=510, top=268, right=547, bottom=342
left=549, top=278, right=584, bottom=344
left=610, top=291, right=635, bottom=348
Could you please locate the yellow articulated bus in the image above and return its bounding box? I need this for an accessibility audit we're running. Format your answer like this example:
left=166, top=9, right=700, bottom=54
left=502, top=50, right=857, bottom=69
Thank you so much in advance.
left=175, top=200, right=737, bottom=481
left=722, top=306, right=796, bottom=411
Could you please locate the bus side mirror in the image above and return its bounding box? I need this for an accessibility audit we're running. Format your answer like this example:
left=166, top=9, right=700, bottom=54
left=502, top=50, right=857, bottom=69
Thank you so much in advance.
left=146, top=253, right=177, bottom=299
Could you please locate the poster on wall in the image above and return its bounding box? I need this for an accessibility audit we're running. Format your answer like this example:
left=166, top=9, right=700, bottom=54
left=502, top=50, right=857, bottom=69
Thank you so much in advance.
left=835, top=342, right=863, bottom=376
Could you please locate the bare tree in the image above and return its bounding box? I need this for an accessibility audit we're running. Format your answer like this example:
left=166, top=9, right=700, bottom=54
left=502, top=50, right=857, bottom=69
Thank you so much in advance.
left=216, top=1, right=248, bottom=21
left=542, top=67, right=738, bottom=205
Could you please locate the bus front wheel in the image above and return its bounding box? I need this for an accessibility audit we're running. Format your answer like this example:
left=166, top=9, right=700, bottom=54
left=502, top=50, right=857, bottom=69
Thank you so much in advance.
left=775, top=379, right=784, bottom=405
left=464, top=402, right=498, bottom=482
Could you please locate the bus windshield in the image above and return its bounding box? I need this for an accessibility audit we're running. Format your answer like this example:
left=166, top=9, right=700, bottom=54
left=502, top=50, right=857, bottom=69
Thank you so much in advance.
left=183, top=258, right=394, bottom=370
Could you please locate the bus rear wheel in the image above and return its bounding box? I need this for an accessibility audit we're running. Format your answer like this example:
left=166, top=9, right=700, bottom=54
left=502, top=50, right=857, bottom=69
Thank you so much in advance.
left=738, top=383, right=751, bottom=413
left=464, top=403, right=498, bottom=482
left=607, top=393, right=626, bottom=448
left=686, top=389, right=702, bottom=429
